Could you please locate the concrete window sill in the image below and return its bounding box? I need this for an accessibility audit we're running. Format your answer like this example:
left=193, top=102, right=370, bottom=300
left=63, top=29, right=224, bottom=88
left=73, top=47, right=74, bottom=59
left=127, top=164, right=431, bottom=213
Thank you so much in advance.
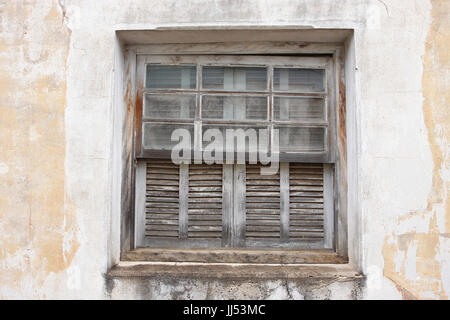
left=107, top=261, right=362, bottom=281
left=121, top=248, right=348, bottom=264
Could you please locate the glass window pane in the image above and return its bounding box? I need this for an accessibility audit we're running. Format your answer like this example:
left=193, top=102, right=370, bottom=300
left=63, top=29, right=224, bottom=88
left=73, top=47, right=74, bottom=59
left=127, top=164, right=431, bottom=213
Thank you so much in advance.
left=202, top=66, right=267, bottom=91
left=146, top=65, right=196, bottom=89
left=276, top=126, right=325, bottom=151
left=202, top=95, right=268, bottom=121
left=273, top=97, right=325, bottom=122
left=273, top=68, right=325, bottom=92
left=202, top=124, right=267, bottom=153
left=143, top=123, right=194, bottom=150
left=144, top=94, right=196, bottom=120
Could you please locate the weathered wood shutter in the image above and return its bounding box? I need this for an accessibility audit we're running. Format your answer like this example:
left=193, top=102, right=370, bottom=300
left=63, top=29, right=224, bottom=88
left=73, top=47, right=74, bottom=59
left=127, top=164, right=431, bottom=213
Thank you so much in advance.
left=145, top=160, right=180, bottom=240
left=289, top=163, right=325, bottom=243
left=245, top=164, right=281, bottom=240
left=244, top=163, right=327, bottom=248
left=187, top=163, right=223, bottom=243
left=143, top=161, right=223, bottom=247
left=141, top=160, right=330, bottom=249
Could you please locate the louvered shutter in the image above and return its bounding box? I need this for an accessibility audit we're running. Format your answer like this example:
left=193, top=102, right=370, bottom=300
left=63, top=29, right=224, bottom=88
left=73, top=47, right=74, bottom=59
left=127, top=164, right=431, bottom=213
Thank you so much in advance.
left=289, top=163, right=325, bottom=243
left=188, top=164, right=223, bottom=243
left=245, top=164, right=281, bottom=240
left=244, top=163, right=327, bottom=248
left=144, top=161, right=223, bottom=247
left=145, top=160, right=180, bottom=241
left=141, top=160, right=330, bottom=248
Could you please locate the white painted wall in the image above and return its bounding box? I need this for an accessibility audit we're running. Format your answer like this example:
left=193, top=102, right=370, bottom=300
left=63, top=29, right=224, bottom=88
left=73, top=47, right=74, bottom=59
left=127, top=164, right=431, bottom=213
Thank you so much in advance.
left=1, top=0, right=448, bottom=299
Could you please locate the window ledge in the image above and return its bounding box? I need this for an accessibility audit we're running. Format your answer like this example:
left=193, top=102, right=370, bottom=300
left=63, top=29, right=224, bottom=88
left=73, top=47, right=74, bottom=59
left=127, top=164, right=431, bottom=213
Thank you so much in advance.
left=107, top=261, right=361, bottom=281
left=123, top=248, right=347, bottom=264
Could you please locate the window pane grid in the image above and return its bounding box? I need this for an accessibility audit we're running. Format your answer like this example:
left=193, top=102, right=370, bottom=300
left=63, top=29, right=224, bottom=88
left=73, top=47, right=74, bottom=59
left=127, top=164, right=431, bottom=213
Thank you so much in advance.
left=146, top=65, right=197, bottom=89
left=273, top=67, right=326, bottom=93
left=201, top=66, right=269, bottom=91
left=143, top=93, right=197, bottom=120
left=143, top=62, right=328, bottom=154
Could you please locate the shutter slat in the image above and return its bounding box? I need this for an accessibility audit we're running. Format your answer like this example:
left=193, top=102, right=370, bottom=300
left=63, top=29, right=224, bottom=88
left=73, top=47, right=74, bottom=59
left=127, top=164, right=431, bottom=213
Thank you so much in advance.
left=146, top=197, right=179, bottom=203
left=145, top=220, right=178, bottom=225
left=147, top=191, right=179, bottom=197
left=189, top=181, right=223, bottom=186
left=146, top=225, right=179, bottom=231
left=146, top=179, right=181, bottom=186
left=189, top=187, right=222, bottom=192
left=147, top=186, right=179, bottom=191
left=146, top=202, right=179, bottom=208
left=146, top=214, right=179, bottom=219
left=246, top=198, right=280, bottom=203
left=146, top=230, right=179, bottom=237
left=188, top=197, right=222, bottom=203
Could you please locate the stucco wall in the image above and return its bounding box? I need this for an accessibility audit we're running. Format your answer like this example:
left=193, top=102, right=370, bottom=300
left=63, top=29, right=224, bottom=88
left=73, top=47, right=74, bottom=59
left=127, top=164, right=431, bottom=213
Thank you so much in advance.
left=0, top=0, right=448, bottom=299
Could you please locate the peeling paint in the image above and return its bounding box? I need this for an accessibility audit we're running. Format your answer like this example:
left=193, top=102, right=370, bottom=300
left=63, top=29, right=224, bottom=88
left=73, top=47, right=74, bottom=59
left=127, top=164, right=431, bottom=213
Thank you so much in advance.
left=382, top=0, right=449, bottom=300
left=0, top=0, right=78, bottom=298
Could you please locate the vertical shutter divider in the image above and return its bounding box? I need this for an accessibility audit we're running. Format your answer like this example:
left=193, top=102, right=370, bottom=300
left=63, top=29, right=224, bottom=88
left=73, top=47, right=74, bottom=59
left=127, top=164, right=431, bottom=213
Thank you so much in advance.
left=134, top=161, right=147, bottom=247
left=323, top=164, right=334, bottom=249
left=179, top=163, right=189, bottom=239
left=222, top=164, right=233, bottom=247
left=280, top=162, right=290, bottom=242
left=233, top=164, right=246, bottom=247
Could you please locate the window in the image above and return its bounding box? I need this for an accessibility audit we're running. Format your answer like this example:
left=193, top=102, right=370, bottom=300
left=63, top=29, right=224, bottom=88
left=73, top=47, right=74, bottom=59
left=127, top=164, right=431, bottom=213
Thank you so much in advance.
left=133, top=55, right=336, bottom=250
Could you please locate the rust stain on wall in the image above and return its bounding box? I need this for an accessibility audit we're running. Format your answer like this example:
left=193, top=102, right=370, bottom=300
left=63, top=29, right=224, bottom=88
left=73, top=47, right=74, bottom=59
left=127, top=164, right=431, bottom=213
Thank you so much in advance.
left=338, top=63, right=347, bottom=165
left=0, top=0, right=77, bottom=297
left=382, top=0, right=449, bottom=300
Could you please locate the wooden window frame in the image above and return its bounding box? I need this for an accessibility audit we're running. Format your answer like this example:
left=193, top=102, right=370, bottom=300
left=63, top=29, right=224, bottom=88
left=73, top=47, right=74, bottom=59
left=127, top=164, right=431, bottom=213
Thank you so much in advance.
left=121, top=42, right=348, bottom=264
